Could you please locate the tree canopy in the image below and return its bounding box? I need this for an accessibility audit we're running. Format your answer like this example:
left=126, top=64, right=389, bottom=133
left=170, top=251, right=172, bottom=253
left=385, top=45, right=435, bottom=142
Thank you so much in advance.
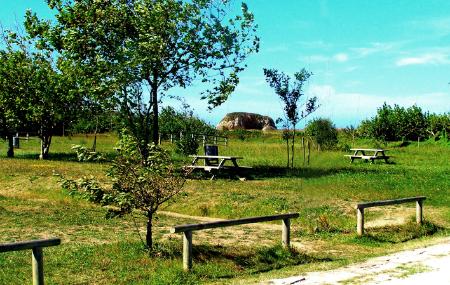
left=26, top=0, right=259, bottom=158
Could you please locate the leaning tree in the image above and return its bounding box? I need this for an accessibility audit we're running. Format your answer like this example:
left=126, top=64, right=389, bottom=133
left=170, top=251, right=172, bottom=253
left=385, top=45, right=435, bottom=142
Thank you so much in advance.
left=26, top=0, right=259, bottom=159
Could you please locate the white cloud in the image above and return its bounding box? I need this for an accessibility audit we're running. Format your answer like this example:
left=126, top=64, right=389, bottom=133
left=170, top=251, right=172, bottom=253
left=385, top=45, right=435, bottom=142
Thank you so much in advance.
left=351, top=42, right=396, bottom=57
left=333, top=53, right=348, bottom=62
left=301, top=53, right=349, bottom=63
left=396, top=52, right=450, bottom=66
left=305, top=84, right=450, bottom=127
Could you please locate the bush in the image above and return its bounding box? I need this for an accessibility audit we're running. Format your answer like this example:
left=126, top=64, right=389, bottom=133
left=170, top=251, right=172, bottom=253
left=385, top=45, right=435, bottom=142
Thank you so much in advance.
left=175, top=134, right=199, bottom=155
left=305, top=118, right=338, bottom=150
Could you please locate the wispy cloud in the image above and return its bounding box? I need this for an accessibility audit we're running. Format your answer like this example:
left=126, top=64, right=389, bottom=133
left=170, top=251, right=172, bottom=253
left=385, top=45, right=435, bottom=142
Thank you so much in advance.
left=333, top=53, right=348, bottom=62
left=396, top=52, right=450, bottom=66
left=301, top=53, right=349, bottom=63
left=351, top=42, right=397, bottom=58
left=406, top=17, right=450, bottom=37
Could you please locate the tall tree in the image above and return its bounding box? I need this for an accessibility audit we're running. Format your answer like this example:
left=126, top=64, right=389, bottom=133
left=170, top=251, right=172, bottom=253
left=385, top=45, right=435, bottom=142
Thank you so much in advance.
left=0, top=30, right=79, bottom=159
left=0, top=45, right=29, bottom=157
left=264, top=68, right=318, bottom=168
left=26, top=0, right=259, bottom=159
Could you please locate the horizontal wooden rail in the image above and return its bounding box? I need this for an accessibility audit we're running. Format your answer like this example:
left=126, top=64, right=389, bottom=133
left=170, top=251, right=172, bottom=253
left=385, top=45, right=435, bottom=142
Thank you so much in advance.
left=171, top=213, right=299, bottom=271
left=356, top=196, right=426, bottom=210
left=356, top=197, right=426, bottom=236
left=0, top=238, right=61, bottom=252
left=0, top=238, right=61, bottom=285
left=171, top=213, right=299, bottom=233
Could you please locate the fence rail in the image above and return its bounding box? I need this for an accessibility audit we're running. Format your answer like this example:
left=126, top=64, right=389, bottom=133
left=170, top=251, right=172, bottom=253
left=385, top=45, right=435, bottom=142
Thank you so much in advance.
left=171, top=213, right=299, bottom=271
left=0, top=238, right=61, bottom=285
left=355, top=196, right=426, bottom=236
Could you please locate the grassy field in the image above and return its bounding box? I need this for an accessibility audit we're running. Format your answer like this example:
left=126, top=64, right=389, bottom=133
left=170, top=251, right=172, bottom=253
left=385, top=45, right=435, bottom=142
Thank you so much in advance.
left=0, top=133, right=449, bottom=284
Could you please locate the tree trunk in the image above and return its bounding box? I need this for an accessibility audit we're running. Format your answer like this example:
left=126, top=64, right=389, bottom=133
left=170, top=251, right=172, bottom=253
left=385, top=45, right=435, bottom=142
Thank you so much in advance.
left=92, top=117, right=98, bottom=151
left=286, top=135, right=289, bottom=168
left=39, top=134, right=52, bottom=160
left=7, top=135, right=14, bottom=157
left=151, top=84, right=159, bottom=146
left=146, top=211, right=153, bottom=250
left=291, top=129, right=295, bottom=168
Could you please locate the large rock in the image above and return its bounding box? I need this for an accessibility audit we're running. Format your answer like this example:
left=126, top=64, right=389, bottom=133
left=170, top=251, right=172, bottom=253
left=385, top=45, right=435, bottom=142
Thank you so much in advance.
left=216, top=112, right=277, bottom=131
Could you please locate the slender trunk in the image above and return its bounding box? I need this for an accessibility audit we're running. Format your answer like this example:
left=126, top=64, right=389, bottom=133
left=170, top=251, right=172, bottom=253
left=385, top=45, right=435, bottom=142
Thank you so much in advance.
left=7, top=135, right=14, bottom=157
left=291, top=128, right=295, bottom=168
left=92, top=117, right=98, bottom=151
left=151, top=84, right=159, bottom=146
left=146, top=211, right=153, bottom=250
left=302, top=137, right=305, bottom=166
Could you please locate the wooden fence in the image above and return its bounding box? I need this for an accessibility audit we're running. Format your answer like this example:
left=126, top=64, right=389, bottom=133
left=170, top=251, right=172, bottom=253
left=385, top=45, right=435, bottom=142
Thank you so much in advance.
left=0, top=238, right=61, bottom=285
left=355, top=196, right=426, bottom=236
left=170, top=213, right=299, bottom=271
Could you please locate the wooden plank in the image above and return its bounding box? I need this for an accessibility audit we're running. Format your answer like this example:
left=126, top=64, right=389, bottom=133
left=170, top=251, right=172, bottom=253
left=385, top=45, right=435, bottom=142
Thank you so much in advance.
left=356, top=196, right=426, bottom=209
left=350, top=148, right=387, bottom=152
left=189, top=155, right=243, bottom=159
left=171, top=213, right=299, bottom=233
left=0, top=238, right=61, bottom=252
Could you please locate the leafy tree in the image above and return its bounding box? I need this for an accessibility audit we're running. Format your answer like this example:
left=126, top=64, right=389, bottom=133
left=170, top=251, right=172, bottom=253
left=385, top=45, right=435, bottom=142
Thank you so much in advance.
left=106, top=133, right=187, bottom=250
left=264, top=68, right=318, bottom=168
left=305, top=118, right=338, bottom=150
left=26, top=0, right=259, bottom=160
left=0, top=30, right=79, bottom=159
left=0, top=44, right=29, bottom=157
left=361, top=103, right=430, bottom=142
left=427, top=113, right=450, bottom=139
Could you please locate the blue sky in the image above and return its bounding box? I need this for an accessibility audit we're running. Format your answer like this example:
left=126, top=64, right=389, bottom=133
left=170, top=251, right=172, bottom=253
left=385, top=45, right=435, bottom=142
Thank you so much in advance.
left=1, top=0, right=449, bottom=128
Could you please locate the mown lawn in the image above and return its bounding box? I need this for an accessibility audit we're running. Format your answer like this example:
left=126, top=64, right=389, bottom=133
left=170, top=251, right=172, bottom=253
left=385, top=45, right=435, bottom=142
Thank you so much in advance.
left=0, top=133, right=449, bottom=284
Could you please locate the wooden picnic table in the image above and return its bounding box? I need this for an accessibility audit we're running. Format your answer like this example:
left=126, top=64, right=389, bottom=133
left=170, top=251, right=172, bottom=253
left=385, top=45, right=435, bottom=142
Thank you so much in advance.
left=186, top=155, right=251, bottom=178
left=345, top=148, right=390, bottom=163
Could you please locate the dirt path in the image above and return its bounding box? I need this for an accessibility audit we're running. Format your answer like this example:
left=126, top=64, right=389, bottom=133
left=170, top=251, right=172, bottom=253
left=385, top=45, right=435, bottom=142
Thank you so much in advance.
left=267, top=237, right=450, bottom=285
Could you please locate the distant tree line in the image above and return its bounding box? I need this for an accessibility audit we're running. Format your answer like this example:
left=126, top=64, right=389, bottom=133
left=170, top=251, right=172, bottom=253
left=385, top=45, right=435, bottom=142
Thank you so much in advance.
left=357, top=103, right=449, bottom=142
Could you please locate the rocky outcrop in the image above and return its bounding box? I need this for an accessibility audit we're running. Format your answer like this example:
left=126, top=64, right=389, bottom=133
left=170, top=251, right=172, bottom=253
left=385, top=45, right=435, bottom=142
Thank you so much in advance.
left=216, top=112, right=277, bottom=131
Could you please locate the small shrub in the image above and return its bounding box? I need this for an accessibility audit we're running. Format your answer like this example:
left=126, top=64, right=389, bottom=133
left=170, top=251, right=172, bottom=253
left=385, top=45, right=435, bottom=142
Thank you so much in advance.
left=305, top=118, right=338, bottom=150
left=72, top=144, right=105, bottom=162
left=175, top=135, right=199, bottom=155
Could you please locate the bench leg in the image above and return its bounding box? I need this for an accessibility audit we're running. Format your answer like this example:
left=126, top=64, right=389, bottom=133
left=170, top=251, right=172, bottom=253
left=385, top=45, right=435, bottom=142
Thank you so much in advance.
left=282, top=219, right=290, bottom=248
left=183, top=231, right=193, bottom=271
left=357, top=208, right=364, bottom=236
left=32, top=247, right=44, bottom=285
left=416, top=200, right=423, bottom=224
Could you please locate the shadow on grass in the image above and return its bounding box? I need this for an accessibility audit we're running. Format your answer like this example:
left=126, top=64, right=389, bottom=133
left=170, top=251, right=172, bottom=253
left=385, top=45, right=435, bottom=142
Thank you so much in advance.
left=191, top=244, right=333, bottom=277
left=8, top=152, right=117, bottom=163
left=246, top=166, right=387, bottom=180
left=351, top=220, right=444, bottom=245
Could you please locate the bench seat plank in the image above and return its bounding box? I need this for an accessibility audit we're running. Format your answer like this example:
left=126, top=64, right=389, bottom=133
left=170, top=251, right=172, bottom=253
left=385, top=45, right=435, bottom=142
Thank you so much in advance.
left=171, top=213, right=299, bottom=233
left=356, top=196, right=426, bottom=209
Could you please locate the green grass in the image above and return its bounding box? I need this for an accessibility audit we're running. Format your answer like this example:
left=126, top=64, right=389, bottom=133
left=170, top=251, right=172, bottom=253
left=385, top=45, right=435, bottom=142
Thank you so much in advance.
left=0, top=133, right=449, bottom=284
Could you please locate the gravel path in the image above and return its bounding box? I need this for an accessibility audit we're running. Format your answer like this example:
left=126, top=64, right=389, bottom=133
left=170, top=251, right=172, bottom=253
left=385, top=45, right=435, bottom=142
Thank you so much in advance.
left=267, top=238, right=450, bottom=285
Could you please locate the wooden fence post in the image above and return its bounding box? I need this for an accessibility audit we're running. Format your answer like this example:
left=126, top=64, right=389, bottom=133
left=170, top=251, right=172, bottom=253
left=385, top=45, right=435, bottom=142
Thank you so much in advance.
left=416, top=200, right=423, bottom=224
left=282, top=219, right=290, bottom=248
left=357, top=208, right=364, bottom=236
left=32, top=247, right=44, bottom=285
left=183, top=231, right=193, bottom=271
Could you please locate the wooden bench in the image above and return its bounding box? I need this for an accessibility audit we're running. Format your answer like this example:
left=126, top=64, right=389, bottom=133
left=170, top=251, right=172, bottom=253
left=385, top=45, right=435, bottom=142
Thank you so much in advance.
left=345, top=148, right=390, bottom=163
left=355, top=196, right=426, bottom=236
left=0, top=238, right=61, bottom=285
left=170, top=213, right=299, bottom=271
